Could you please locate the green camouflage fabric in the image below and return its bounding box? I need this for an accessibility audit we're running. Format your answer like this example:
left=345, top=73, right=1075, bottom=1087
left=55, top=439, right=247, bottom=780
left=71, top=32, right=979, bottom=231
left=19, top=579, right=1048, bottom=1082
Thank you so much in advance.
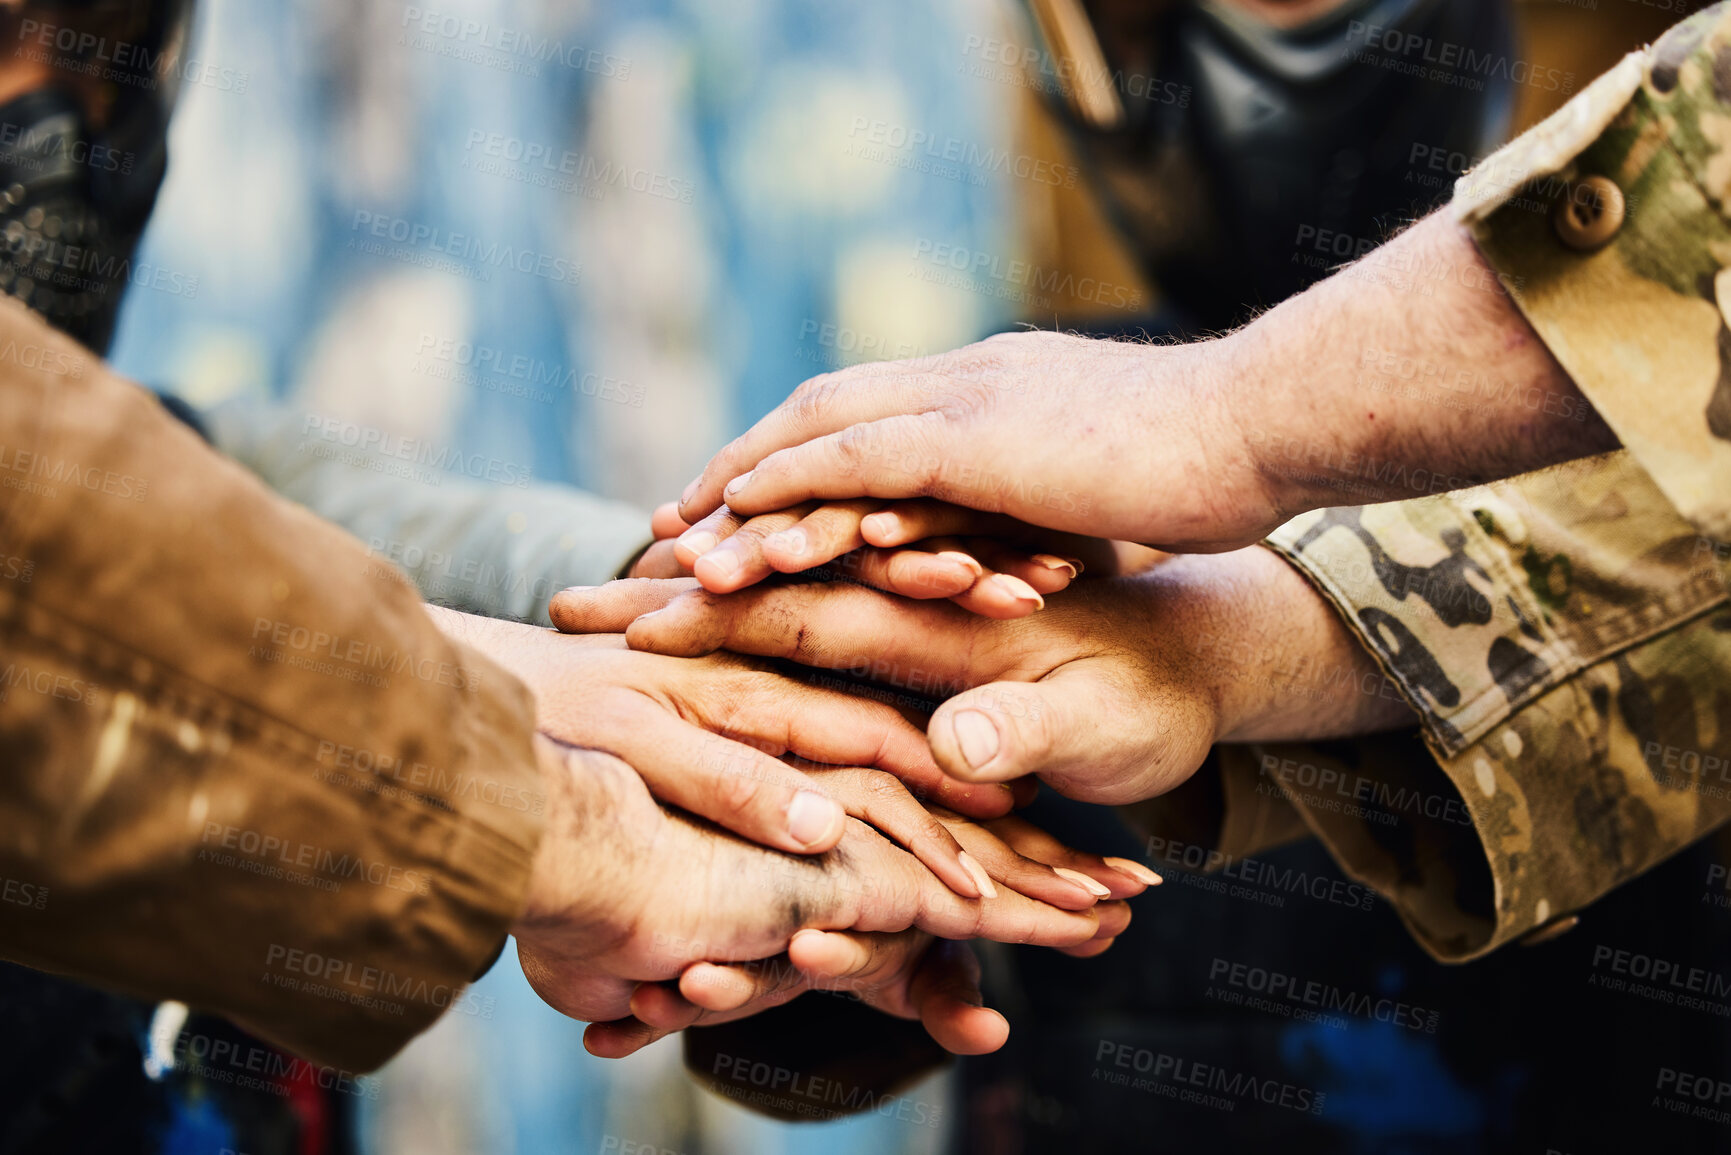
left=1262, top=450, right=1731, bottom=960
left=1201, top=6, right=1731, bottom=961
left=1459, top=2, right=1731, bottom=539
left=1260, top=448, right=1731, bottom=958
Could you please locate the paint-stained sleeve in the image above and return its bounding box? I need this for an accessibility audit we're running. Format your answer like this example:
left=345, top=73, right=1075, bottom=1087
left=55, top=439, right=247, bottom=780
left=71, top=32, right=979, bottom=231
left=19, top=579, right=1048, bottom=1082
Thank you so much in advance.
left=0, top=295, right=545, bottom=1071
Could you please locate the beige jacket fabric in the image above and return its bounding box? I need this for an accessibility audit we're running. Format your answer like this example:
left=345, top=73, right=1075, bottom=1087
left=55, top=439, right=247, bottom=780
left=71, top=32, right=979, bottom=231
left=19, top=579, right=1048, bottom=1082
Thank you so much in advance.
left=0, top=295, right=546, bottom=1071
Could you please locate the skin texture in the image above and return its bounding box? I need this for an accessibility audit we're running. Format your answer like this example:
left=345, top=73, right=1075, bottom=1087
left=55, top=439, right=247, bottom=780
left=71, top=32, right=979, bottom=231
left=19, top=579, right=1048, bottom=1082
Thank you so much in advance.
left=630, top=500, right=1113, bottom=619
left=427, top=609, right=1151, bottom=1056
left=549, top=547, right=1418, bottom=808
left=675, top=213, right=1617, bottom=553
left=433, top=605, right=1026, bottom=898
left=604, top=801, right=1147, bottom=1058
left=509, top=737, right=1139, bottom=1058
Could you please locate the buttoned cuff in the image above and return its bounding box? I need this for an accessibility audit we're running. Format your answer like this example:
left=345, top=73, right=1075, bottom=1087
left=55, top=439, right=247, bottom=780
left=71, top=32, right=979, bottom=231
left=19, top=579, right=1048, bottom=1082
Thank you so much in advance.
left=1456, top=4, right=1731, bottom=540
left=1264, top=452, right=1731, bottom=957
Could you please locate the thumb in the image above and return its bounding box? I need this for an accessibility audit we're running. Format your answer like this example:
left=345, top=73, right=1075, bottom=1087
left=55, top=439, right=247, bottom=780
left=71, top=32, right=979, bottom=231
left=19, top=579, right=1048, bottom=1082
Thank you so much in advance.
left=929, top=678, right=1076, bottom=785
left=928, top=670, right=1171, bottom=804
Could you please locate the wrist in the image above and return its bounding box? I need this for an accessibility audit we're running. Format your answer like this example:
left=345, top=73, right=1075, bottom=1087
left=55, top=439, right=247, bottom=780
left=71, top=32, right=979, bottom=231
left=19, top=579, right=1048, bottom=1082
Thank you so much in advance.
left=425, top=603, right=526, bottom=654
left=424, top=605, right=576, bottom=711
left=1157, top=547, right=1415, bottom=745
left=1129, top=334, right=1293, bottom=550
left=513, top=738, right=637, bottom=944
left=1227, top=214, right=1616, bottom=521
left=1209, top=325, right=1307, bottom=539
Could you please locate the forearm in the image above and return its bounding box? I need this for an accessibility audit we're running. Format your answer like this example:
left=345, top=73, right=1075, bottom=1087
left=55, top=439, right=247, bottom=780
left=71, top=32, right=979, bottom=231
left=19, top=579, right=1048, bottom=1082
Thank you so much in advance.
left=1225, top=211, right=1618, bottom=517
left=1143, top=548, right=1418, bottom=745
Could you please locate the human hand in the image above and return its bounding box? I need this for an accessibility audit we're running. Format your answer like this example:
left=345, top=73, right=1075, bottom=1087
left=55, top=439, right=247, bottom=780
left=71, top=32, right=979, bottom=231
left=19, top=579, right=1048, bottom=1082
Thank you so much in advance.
left=603, top=935, right=1003, bottom=1059
left=674, top=330, right=1279, bottom=553
left=593, top=801, right=1151, bottom=1058
left=551, top=547, right=1417, bottom=806
left=514, top=737, right=1139, bottom=1055
left=429, top=605, right=1024, bottom=899
left=634, top=498, right=1118, bottom=618
left=675, top=218, right=1618, bottom=553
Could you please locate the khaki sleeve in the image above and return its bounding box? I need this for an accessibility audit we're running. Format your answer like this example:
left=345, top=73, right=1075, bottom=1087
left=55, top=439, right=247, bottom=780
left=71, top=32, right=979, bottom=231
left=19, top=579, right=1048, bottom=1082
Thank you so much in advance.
left=1454, top=2, right=1731, bottom=541
left=1263, top=450, right=1731, bottom=960
left=0, top=295, right=545, bottom=1070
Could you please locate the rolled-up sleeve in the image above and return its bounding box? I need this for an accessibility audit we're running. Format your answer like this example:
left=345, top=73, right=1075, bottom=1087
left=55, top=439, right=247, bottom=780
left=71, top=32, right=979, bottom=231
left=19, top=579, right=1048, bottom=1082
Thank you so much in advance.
left=0, top=296, right=545, bottom=1069
left=1263, top=450, right=1731, bottom=959
left=1457, top=1, right=1731, bottom=540
left=1120, top=7, right=1731, bottom=961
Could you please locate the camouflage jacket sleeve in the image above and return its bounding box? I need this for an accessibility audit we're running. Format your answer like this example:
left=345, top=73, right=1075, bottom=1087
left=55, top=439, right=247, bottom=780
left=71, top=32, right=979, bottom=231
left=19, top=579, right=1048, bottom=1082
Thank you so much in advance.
left=1263, top=450, right=1731, bottom=961
left=1454, top=2, right=1731, bottom=539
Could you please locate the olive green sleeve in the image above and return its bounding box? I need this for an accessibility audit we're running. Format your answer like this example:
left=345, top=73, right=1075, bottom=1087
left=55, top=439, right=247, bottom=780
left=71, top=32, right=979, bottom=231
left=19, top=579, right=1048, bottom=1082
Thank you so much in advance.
left=1261, top=451, right=1731, bottom=960
left=1456, top=2, right=1731, bottom=541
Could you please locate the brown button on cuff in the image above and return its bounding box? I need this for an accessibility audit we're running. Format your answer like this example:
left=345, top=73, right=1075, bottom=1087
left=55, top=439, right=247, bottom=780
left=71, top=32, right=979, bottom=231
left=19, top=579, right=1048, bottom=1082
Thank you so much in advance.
left=1552, top=175, right=1625, bottom=252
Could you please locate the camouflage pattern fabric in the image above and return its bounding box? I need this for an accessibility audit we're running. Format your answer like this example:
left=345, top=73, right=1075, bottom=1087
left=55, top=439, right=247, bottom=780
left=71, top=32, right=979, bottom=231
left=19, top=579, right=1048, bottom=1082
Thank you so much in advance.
left=1261, top=448, right=1731, bottom=960
left=1462, top=2, right=1731, bottom=538
left=1182, top=6, right=1731, bottom=963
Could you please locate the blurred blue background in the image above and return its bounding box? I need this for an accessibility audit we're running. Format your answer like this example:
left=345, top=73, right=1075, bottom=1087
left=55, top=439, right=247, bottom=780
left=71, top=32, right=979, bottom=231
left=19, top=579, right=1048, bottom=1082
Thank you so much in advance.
left=111, top=0, right=1013, bottom=508
left=109, top=0, right=1020, bottom=1151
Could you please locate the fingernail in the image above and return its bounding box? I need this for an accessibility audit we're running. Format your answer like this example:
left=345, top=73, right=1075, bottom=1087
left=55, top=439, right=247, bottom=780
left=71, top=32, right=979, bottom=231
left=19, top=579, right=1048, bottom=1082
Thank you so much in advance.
left=765, top=527, right=808, bottom=557
left=948, top=854, right=982, bottom=899
left=787, top=790, right=844, bottom=848
left=1031, top=554, right=1079, bottom=580
left=936, top=550, right=984, bottom=578
left=1054, top=867, right=1111, bottom=897
left=861, top=511, right=898, bottom=542
left=696, top=547, right=741, bottom=580
left=958, top=851, right=998, bottom=900
left=679, top=530, right=718, bottom=556
left=680, top=479, right=699, bottom=506
left=559, top=585, right=594, bottom=595
left=951, top=709, right=1000, bottom=770
left=988, top=573, right=1044, bottom=610
left=1104, top=856, right=1164, bottom=886
left=723, top=470, right=754, bottom=498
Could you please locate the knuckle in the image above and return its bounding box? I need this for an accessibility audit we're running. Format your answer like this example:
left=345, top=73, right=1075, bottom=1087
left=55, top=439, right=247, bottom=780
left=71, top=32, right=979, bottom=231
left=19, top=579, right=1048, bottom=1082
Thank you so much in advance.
left=979, top=686, right=1052, bottom=758
left=907, top=411, right=955, bottom=469
left=707, top=434, right=753, bottom=480
left=861, top=769, right=908, bottom=805
left=787, top=373, right=848, bottom=431
left=696, top=506, right=741, bottom=536
left=826, top=423, right=877, bottom=476
left=1019, top=707, right=1053, bottom=759
left=834, top=942, right=881, bottom=983
left=713, top=762, right=767, bottom=820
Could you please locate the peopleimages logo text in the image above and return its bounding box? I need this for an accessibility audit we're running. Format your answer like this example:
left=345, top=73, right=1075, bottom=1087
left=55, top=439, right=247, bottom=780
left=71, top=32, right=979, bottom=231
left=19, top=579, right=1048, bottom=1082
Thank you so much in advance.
left=350, top=210, right=580, bottom=285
